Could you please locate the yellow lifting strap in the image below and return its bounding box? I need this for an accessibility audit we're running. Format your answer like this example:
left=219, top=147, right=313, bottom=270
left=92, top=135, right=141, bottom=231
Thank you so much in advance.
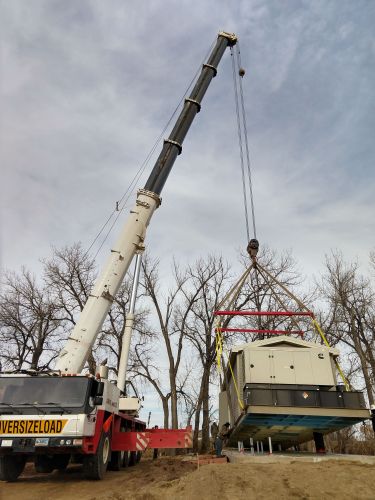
left=227, top=355, right=245, bottom=410
left=214, top=262, right=254, bottom=400
left=311, top=318, right=350, bottom=391
left=215, top=324, right=245, bottom=410
left=215, top=322, right=223, bottom=372
left=215, top=264, right=253, bottom=410
left=257, top=262, right=351, bottom=392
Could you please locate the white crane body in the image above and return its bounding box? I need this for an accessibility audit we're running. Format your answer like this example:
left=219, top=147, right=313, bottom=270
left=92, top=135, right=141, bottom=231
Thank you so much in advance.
left=0, top=31, right=237, bottom=482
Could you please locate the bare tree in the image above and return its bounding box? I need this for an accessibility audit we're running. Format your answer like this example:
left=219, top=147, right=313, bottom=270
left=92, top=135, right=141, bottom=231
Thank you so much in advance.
left=0, top=268, right=62, bottom=370
left=178, top=255, right=230, bottom=451
left=319, top=252, right=375, bottom=405
left=131, top=340, right=171, bottom=428
left=135, top=254, right=216, bottom=430
left=42, top=243, right=98, bottom=373
left=138, top=255, right=191, bottom=429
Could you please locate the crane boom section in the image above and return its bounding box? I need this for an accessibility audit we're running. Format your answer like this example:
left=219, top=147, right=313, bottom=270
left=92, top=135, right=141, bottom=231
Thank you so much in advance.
left=55, top=189, right=160, bottom=373
left=144, top=31, right=237, bottom=194
left=55, top=32, right=237, bottom=374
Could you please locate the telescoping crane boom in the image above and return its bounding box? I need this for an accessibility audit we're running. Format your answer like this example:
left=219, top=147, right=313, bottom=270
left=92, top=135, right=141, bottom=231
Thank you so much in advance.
left=0, top=31, right=237, bottom=482
left=55, top=30, right=237, bottom=377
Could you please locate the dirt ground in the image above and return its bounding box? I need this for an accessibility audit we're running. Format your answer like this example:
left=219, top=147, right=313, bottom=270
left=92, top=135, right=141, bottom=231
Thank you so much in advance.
left=1, top=455, right=375, bottom=500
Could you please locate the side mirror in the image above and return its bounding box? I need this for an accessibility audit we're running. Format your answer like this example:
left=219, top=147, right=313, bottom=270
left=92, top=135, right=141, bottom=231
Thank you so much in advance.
left=96, top=381, right=105, bottom=397
left=94, top=396, right=103, bottom=405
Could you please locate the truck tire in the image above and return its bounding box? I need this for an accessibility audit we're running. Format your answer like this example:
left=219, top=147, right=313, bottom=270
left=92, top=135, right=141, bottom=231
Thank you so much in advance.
left=0, top=455, right=27, bottom=482
left=35, top=455, right=54, bottom=473
left=128, top=450, right=137, bottom=467
left=54, top=454, right=70, bottom=471
left=83, top=431, right=110, bottom=480
left=122, top=451, right=129, bottom=468
left=128, top=451, right=142, bottom=466
left=107, top=450, right=122, bottom=471
left=108, top=425, right=125, bottom=471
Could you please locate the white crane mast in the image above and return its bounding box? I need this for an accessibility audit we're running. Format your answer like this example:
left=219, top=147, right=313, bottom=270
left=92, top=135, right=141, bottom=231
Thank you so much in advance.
left=55, top=189, right=160, bottom=374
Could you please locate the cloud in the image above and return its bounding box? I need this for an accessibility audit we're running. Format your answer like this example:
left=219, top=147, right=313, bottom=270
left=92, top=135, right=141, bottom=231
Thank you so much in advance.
left=1, top=0, right=374, bottom=384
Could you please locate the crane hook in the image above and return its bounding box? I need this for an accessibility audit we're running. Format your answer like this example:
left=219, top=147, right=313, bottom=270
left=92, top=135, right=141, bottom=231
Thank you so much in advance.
left=247, top=238, right=259, bottom=261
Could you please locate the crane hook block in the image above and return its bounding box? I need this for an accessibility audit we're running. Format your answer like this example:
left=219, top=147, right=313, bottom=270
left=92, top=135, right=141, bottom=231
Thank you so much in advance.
left=247, top=239, right=259, bottom=259
left=239, top=67, right=246, bottom=78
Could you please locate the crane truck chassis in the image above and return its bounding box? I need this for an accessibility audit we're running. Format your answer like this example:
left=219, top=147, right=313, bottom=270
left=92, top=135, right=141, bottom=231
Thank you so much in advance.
left=0, top=31, right=237, bottom=482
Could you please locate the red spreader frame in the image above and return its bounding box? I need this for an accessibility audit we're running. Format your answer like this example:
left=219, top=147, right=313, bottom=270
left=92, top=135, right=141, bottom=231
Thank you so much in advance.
left=213, top=310, right=314, bottom=338
left=216, top=328, right=304, bottom=337
left=214, top=311, right=314, bottom=317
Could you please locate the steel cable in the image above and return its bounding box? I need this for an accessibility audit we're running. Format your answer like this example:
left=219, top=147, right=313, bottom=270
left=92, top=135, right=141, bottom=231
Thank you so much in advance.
left=84, top=37, right=217, bottom=260
left=230, top=47, right=250, bottom=243
left=236, top=42, right=257, bottom=239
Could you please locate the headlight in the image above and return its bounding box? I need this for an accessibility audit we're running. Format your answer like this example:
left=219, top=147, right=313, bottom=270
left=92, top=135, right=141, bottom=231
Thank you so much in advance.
left=1, top=439, right=13, bottom=447
left=35, top=438, right=49, bottom=447
left=50, top=437, right=82, bottom=446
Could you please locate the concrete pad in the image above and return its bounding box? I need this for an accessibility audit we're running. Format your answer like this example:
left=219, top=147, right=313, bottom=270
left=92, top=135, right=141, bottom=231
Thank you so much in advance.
left=224, top=449, right=375, bottom=465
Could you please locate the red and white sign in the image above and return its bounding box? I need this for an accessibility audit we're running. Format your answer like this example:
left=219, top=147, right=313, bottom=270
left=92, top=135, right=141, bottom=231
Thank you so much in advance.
left=136, top=432, right=149, bottom=451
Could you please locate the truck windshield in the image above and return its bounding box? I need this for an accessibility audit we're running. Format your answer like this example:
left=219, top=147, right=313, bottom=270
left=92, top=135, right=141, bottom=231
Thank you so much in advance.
left=0, top=376, right=90, bottom=407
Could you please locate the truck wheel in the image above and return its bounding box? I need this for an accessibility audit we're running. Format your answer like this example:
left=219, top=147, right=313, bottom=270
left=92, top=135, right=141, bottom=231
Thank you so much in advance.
left=108, top=424, right=126, bottom=471
left=107, top=450, right=122, bottom=471
left=35, top=455, right=54, bottom=473
left=136, top=451, right=142, bottom=463
left=83, top=432, right=110, bottom=480
left=54, top=454, right=70, bottom=471
left=128, top=451, right=137, bottom=466
left=122, top=451, right=129, bottom=468
left=0, top=455, right=27, bottom=482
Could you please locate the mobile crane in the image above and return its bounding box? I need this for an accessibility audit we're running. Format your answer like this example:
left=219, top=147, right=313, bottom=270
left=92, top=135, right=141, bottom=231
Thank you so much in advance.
left=0, top=31, right=238, bottom=482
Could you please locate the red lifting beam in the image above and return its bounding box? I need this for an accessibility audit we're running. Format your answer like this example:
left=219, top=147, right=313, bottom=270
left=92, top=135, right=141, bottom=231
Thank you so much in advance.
left=214, top=310, right=314, bottom=317
left=215, top=328, right=304, bottom=336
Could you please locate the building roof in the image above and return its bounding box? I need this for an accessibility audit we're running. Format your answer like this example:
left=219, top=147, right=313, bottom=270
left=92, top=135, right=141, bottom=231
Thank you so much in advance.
left=226, top=335, right=339, bottom=370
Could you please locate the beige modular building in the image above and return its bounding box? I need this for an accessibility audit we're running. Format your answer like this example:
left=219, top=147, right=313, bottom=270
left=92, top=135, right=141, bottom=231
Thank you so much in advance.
left=219, top=336, right=370, bottom=449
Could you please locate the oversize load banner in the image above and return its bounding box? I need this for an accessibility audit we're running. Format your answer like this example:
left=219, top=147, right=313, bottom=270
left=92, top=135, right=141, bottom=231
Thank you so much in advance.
left=0, top=419, right=68, bottom=434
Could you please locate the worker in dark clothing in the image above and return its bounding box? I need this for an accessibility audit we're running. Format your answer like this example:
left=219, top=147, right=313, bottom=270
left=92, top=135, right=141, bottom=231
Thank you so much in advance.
left=215, top=422, right=231, bottom=457
left=210, top=421, right=219, bottom=452
left=153, top=425, right=159, bottom=460
left=371, top=405, right=375, bottom=433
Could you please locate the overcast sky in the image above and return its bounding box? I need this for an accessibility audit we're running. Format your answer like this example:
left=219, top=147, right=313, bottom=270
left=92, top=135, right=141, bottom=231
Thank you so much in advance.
left=1, top=0, right=374, bottom=281
left=1, top=1, right=374, bottom=423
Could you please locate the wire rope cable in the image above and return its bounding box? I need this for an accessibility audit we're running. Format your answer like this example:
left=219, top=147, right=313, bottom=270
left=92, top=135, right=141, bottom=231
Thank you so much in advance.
left=230, top=43, right=258, bottom=243
left=83, top=37, right=217, bottom=260
left=230, top=46, right=250, bottom=243
left=236, top=42, right=257, bottom=239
